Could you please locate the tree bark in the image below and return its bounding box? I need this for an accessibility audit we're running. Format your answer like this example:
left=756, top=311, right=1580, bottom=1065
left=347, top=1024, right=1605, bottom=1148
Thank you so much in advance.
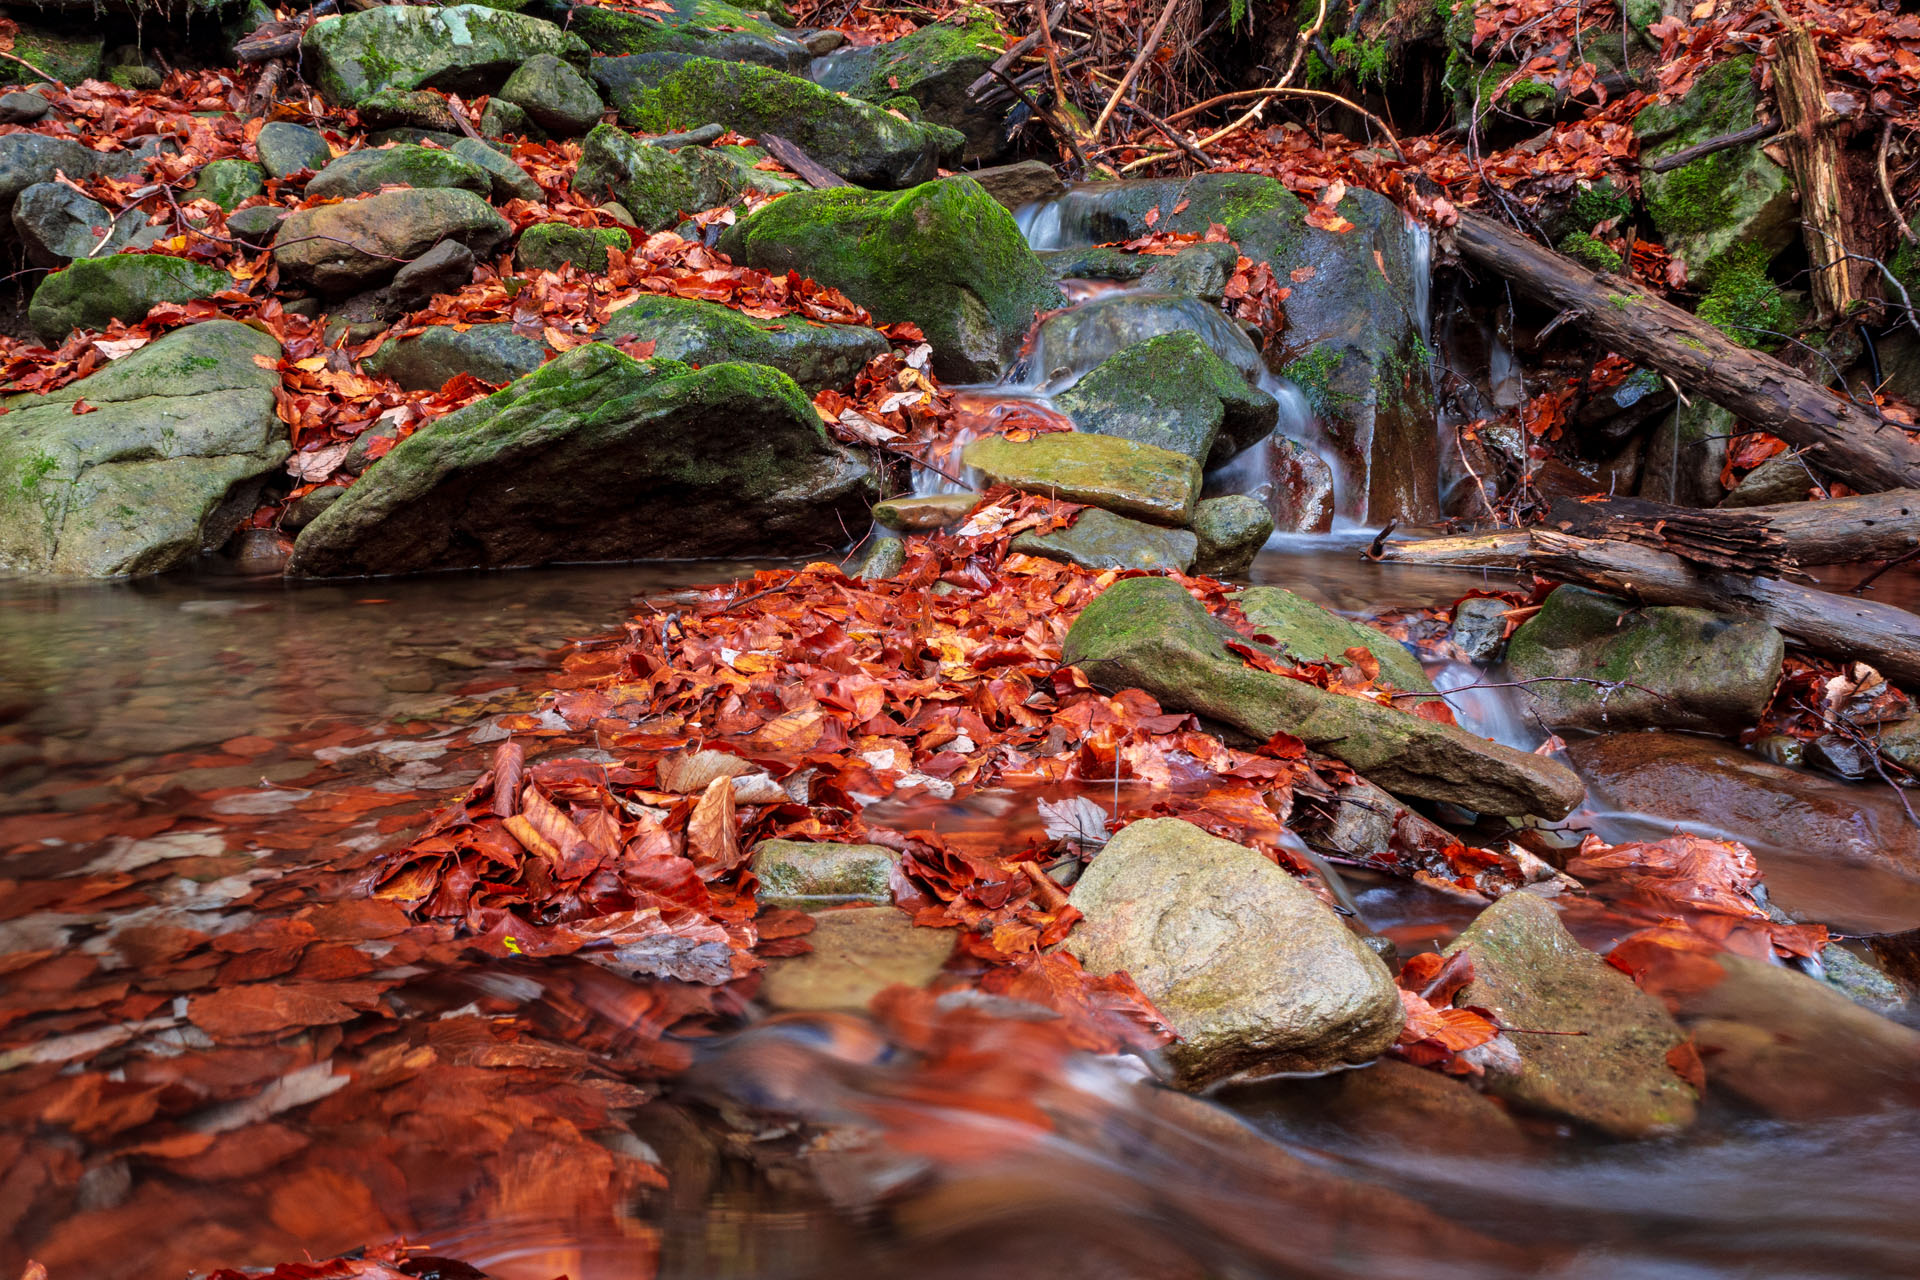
left=1768, top=0, right=1858, bottom=318
left=1449, top=210, right=1920, bottom=494
left=1539, top=490, right=1920, bottom=569
left=758, top=135, right=850, bottom=189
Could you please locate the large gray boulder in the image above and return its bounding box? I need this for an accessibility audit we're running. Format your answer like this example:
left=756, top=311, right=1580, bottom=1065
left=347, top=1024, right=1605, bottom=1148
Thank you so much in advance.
left=1062, top=576, right=1585, bottom=818
left=300, top=5, right=587, bottom=107
left=272, top=188, right=512, bottom=294
left=288, top=344, right=877, bottom=576
left=11, top=183, right=139, bottom=267
left=572, top=123, right=804, bottom=230
left=0, top=133, right=153, bottom=223
left=597, top=293, right=887, bottom=390
left=719, top=177, right=1062, bottom=382
left=1065, top=818, right=1404, bottom=1088
left=1444, top=892, right=1698, bottom=1138
left=0, top=322, right=287, bottom=577
left=495, top=53, right=606, bottom=135
left=810, top=8, right=1011, bottom=162
left=1505, top=585, right=1784, bottom=733
left=612, top=57, right=964, bottom=189
left=1054, top=331, right=1278, bottom=467
left=28, top=254, right=233, bottom=343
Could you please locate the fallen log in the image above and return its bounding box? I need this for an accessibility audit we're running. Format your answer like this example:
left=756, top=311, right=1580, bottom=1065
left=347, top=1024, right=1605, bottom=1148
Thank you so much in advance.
left=1449, top=210, right=1920, bottom=495
left=758, top=135, right=850, bottom=189
left=1542, top=490, right=1920, bottom=569
left=1374, top=527, right=1920, bottom=686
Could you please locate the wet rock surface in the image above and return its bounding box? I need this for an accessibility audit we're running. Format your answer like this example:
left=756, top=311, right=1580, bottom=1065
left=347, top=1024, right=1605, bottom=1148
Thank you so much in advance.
left=1446, top=891, right=1698, bottom=1138
left=1010, top=507, right=1198, bottom=572
left=1065, top=819, right=1403, bottom=1088
left=760, top=906, right=956, bottom=1010
left=1054, top=331, right=1278, bottom=466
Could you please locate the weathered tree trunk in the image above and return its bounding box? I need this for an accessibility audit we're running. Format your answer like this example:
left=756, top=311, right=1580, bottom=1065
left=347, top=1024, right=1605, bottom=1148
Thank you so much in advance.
left=1769, top=0, right=1859, bottom=318
left=1540, top=490, right=1920, bottom=569
left=1448, top=211, right=1920, bottom=494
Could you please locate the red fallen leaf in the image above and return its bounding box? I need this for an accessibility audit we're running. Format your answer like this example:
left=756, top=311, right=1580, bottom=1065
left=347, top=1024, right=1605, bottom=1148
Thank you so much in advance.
left=686, top=775, right=744, bottom=876
left=1410, top=698, right=1459, bottom=725
left=1225, top=639, right=1291, bottom=676
left=1667, top=1037, right=1707, bottom=1091
left=70, top=398, right=97, bottom=414
left=1342, top=644, right=1381, bottom=682
left=185, top=984, right=366, bottom=1040
left=1306, top=202, right=1355, bottom=234
left=1143, top=205, right=1160, bottom=226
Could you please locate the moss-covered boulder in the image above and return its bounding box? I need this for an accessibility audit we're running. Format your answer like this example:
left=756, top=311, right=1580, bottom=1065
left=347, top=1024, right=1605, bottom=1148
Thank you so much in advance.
left=566, top=0, right=810, bottom=73
left=360, top=324, right=551, bottom=390
left=305, top=144, right=493, bottom=200
left=272, top=188, right=512, bottom=294
left=1009, top=507, right=1197, bottom=572
left=720, top=177, right=1063, bottom=382
left=751, top=839, right=898, bottom=907
left=1054, top=332, right=1278, bottom=466
left=1504, top=585, right=1784, bottom=733
left=1065, top=818, right=1404, bottom=1089
left=598, top=293, right=887, bottom=390
left=1189, top=494, right=1272, bottom=577
left=1027, top=175, right=1435, bottom=523
left=610, top=57, right=964, bottom=188
left=1444, top=892, right=1697, bottom=1138
left=1233, top=585, right=1434, bottom=696
left=356, top=88, right=462, bottom=134
left=29, top=254, right=233, bottom=342
left=495, top=53, right=605, bottom=135
left=517, top=222, right=631, bottom=273
left=0, top=321, right=287, bottom=577
left=288, top=344, right=877, bottom=576
left=811, top=8, right=1010, bottom=161
left=254, top=121, right=332, bottom=180
left=1635, top=55, right=1795, bottom=281
left=300, top=4, right=586, bottom=107
left=190, top=158, right=267, bottom=211
left=964, top=432, right=1201, bottom=526
left=1063, top=576, right=1584, bottom=817
left=572, top=123, right=803, bottom=229
left=9, top=21, right=103, bottom=84
left=449, top=137, right=542, bottom=202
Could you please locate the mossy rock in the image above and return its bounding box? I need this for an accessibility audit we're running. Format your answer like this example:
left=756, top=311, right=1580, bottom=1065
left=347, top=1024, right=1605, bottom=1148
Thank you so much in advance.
left=495, top=53, right=605, bottom=135
left=29, top=254, right=233, bottom=342
left=1053, top=331, right=1278, bottom=466
left=300, top=4, right=587, bottom=107
left=751, top=839, right=898, bottom=906
left=572, top=123, right=803, bottom=230
left=1504, top=584, right=1784, bottom=733
left=10, top=22, right=104, bottom=85
left=718, top=177, right=1062, bottom=382
left=1233, top=585, right=1434, bottom=694
left=597, top=292, right=887, bottom=390
left=288, top=344, right=877, bottom=576
left=360, top=323, right=551, bottom=391
left=566, top=0, right=810, bottom=72
left=189, top=158, right=267, bottom=211
left=610, top=57, right=964, bottom=188
left=1695, top=242, right=1799, bottom=349
left=306, top=144, right=492, bottom=200
left=1061, top=576, right=1585, bottom=818
left=517, top=222, right=631, bottom=273
left=1009, top=507, right=1198, bottom=572
left=1189, top=495, right=1272, bottom=578
left=272, top=188, right=512, bottom=294
left=254, top=121, right=332, bottom=180
left=964, top=431, right=1201, bottom=526
left=0, top=321, right=287, bottom=577
left=450, top=136, right=542, bottom=202
left=811, top=7, right=1011, bottom=161
left=1636, top=55, right=1795, bottom=280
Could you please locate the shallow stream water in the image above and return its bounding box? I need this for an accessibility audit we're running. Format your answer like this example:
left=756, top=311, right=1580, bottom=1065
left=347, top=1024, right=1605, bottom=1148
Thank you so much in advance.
left=7, top=550, right=1920, bottom=1278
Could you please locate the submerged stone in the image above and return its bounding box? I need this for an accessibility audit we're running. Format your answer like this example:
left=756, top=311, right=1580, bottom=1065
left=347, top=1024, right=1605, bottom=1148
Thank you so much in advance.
left=963, top=432, right=1202, bottom=526
left=1065, top=818, right=1404, bottom=1089
left=1010, top=507, right=1197, bottom=572
left=720, top=177, right=1062, bottom=382
left=1062, top=577, right=1584, bottom=817
left=1054, top=331, right=1278, bottom=466
left=288, top=344, right=877, bottom=576
left=1505, top=585, right=1783, bottom=733
left=0, top=321, right=287, bottom=577
left=597, top=292, right=887, bottom=390
left=760, top=906, right=955, bottom=1011
left=611, top=57, right=964, bottom=189
left=1445, top=892, right=1698, bottom=1139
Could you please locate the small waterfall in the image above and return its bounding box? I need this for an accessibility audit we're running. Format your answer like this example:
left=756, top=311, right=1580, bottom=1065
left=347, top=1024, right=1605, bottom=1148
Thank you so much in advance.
left=1404, top=213, right=1432, bottom=350
left=1431, top=660, right=1542, bottom=752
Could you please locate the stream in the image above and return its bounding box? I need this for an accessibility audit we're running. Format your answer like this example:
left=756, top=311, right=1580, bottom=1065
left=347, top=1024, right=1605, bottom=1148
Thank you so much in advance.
left=6, top=548, right=1920, bottom=1279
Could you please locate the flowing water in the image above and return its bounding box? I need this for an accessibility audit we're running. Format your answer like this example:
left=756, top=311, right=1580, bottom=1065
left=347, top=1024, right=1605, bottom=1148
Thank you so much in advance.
left=7, top=551, right=1920, bottom=1278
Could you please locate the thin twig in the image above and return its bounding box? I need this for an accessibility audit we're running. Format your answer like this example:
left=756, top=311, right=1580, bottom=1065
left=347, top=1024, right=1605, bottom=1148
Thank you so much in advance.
left=1089, top=0, right=1183, bottom=141
left=1878, top=120, right=1918, bottom=248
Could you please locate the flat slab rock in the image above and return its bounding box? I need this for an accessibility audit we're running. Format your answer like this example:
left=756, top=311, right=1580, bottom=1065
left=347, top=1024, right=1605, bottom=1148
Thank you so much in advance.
left=963, top=431, right=1202, bottom=526
left=750, top=839, right=898, bottom=907
left=1445, top=891, right=1697, bottom=1138
left=1011, top=507, right=1196, bottom=572
left=1065, top=818, right=1403, bottom=1089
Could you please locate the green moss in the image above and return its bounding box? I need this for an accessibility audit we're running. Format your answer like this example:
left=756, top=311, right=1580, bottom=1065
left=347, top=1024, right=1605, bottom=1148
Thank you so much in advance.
left=1638, top=55, right=1773, bottom=243
left=1696, top=243, right=1795, bottom=348
left=1677, top=333, right=1710, bottom=351
left=1282, top=346, right=1356, bottom=420
left=1892, top=240, right=1920, bottom=297
left=10, top=26, right=104, bottom=84
left=1559, top=231, right=1623, bottom=274
left=1571, top=181, right=1633, bottom=230
left=15, top=452, right=58, bottom=495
